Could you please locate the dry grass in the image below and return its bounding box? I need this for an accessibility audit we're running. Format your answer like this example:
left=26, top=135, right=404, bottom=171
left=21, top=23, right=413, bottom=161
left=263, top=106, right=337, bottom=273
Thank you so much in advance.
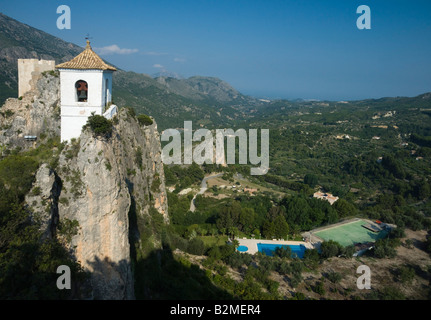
left=281, top=229, right=431, bottom=300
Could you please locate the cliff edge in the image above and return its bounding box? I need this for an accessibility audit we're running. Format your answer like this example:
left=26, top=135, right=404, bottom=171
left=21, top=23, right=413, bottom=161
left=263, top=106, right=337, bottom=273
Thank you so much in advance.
left=1, top=72, right=169, bottom=299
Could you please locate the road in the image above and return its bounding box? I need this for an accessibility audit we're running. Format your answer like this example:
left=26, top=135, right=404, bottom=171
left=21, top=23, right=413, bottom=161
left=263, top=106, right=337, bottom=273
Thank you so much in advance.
left=189, top=173, right=224, bottom=212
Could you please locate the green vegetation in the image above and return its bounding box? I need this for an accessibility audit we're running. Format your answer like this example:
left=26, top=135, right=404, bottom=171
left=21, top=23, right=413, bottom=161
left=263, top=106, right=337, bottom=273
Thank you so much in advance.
left=151, top=176, right=161, bottom=193
left=135, top=147, right=143, bottom=170
left=154, top=93, right=431, bottom=300
left=164, top=163, right=204, bottom=190
left=0, top=146, right=85, bottom=299
left=84, top=113, right=113, bottom=138
left=41, top=70, right=59, bottom=78
left=64, top=138, right=80, bottom=160
left=137, top=114, right=153, bottom=126
left=58, top=219, right=80, bottom=243
left=104, top=160, right=112, bottom=171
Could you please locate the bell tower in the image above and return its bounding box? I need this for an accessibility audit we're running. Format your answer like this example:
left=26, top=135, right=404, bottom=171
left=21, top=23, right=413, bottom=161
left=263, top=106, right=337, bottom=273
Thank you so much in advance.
left=56, top=40, right=117, bottom=142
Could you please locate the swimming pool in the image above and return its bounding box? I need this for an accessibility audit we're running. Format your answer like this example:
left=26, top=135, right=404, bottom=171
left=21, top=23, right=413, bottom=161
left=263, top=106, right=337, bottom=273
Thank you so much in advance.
left=237, top=245, right=249, bottom=252
left=257, top=243, right=306, bottom=258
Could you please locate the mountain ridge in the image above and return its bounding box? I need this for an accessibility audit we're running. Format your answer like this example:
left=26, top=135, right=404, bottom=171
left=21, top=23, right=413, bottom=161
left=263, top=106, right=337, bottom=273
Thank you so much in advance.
left=1, top=12, right=431, bottom=131
left=0, top=12, right=262, bottom=130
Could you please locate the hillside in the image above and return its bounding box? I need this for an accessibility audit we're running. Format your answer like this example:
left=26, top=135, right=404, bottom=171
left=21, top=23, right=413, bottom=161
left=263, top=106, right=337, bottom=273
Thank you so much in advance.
left=0, top=12, right=82, bottom=104
left=112, top=70, right=242, bottom=130
left=155, top=75, right=254, bottom=103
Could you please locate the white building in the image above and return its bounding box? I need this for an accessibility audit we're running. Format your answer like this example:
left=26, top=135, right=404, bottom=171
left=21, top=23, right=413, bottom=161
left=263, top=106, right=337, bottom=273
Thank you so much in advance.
left=56, top=41, right=117, bottom=142
left=313, top=191, right=339, bottom=205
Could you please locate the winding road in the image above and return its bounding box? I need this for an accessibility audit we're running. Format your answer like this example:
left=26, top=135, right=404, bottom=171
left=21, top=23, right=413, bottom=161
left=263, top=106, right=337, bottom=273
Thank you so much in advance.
left=189, top=173, right=224, bottom=212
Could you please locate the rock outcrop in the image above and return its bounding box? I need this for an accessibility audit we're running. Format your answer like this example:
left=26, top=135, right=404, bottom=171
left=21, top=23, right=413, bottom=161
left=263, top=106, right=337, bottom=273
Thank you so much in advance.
left=52, top=109, right=168, bottom=299
left=57, top=131, right=133, bottom=299
left=0, top=71, right=60, bottom=151
left=7, top=74, right=169, bottom=300
left=25, top=163, right=61, bottom=240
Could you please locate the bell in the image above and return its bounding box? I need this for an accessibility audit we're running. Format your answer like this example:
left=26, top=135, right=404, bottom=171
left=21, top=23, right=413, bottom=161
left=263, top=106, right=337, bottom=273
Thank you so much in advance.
left=78, top=90, right=87, bottom=100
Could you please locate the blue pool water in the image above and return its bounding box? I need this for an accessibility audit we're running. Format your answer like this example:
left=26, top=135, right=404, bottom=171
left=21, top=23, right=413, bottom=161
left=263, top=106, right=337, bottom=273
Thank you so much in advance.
left=257, top=243, right=306, bottom=258
left=237, top=245, right=249, bottom=252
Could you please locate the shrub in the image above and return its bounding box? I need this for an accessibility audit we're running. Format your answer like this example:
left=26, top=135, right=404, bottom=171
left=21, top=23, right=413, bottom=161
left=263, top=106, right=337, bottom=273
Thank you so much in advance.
left=291, top=292, right=306, bottom=300
left=274, top=246, right=292, bottom=258
left=397, top=266, right=415, bottom=284
left=137, top=114, right=153, bottom=126
left=127, top=168, right=136, bottom=176
left=4, top=109, right=14, bottom=118
left=313, top=281, right=326, bottom=296
left=320, top=240, right=343, bottom=259
left=373, top=239, right=397, bottom=258
left=187, top=238, right=205, bottom=255
left=124, top=106, right=136, bottom=118
left=31, top=186, right=42, bottom=196
left=58, top=218, right=79, bottom=242
left=0, top=155, right=39, bottom=200
left=59, top=197, right=69, bottom=206
left=135, top=147, right=143, bottom=169
left=327, top=271, right=342, bottom=284
left=379, top=286, right=405, bottom=300
left=85, top=113, right=112, bottom=138
left=105, top=160, right=112, bottom=171
left=151, top=177, right=161, bottom=193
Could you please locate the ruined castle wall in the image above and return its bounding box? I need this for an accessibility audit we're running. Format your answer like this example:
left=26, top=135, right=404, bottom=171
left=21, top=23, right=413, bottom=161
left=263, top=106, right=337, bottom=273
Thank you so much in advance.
left=18, top=59, right=55, bottom=97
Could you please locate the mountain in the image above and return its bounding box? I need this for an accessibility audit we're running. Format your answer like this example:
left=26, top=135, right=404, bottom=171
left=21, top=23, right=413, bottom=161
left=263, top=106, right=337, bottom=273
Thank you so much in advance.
left=0, top=12, right=262, bottom=130
left=151, top=70, right=183, bottom=79
left=0, top=12, right=82, bottom=104
left=155, top=75, right=253, bottom=103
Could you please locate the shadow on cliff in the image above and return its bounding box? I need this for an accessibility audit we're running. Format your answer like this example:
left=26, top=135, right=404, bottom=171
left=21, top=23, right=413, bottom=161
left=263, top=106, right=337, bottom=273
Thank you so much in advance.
left=133, top=245, right=234, bottom=300
left=125, top=176, right=232, bottom=300
left=84, top=256, right=134, bottom=300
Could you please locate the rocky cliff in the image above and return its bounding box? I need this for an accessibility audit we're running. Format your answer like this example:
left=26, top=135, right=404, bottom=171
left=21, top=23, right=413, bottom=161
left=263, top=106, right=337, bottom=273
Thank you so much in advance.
left=0, top=71, right=60, bottom=151
left=52, top=108, right=168, bottom=299
left=2, top=72, right=169, bottom=299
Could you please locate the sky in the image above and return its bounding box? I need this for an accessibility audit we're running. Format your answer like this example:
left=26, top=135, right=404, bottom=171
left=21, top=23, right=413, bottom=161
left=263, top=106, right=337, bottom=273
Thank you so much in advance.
left=1, top=0, right=431, bottom=100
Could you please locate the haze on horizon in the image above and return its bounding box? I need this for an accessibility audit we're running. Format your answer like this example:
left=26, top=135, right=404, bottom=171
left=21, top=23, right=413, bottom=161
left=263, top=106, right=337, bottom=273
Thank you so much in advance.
left=1, top=0, right=430, bottom=101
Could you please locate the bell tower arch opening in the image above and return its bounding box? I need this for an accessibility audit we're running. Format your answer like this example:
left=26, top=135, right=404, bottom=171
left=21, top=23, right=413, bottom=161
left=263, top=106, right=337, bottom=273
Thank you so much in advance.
left=75, top=80, right=88, bottom=102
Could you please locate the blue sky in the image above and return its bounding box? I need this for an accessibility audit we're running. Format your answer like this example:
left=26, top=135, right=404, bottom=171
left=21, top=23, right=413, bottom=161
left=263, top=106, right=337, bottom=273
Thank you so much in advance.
left=1, top=0, right=431, bottom=100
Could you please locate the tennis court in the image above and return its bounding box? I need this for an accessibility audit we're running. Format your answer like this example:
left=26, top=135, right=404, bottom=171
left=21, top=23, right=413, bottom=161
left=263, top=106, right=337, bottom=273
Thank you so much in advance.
left=313, top=219, right=388, bottom=247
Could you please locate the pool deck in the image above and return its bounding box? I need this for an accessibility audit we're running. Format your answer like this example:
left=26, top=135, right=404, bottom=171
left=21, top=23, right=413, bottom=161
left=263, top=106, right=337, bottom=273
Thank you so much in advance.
left=236, top=238, right=315, bottom=254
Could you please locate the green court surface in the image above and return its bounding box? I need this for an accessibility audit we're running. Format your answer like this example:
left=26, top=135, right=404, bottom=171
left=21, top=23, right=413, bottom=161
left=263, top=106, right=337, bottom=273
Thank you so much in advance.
left=313, top=220, right=388, bottom=247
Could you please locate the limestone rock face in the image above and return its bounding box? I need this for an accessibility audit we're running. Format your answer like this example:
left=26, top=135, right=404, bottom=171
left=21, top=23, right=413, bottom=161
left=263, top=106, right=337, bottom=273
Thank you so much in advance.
left=4, top=73, right=169, bottom=300
left=54, top=108, right=168, bottom=299
left=112, top=109, right=169, bottom=222
left=0, top=72, right=60, bottom=151
left=57, top=131, right=133, bottom=299
left=25, top=163, right=61, bottom=240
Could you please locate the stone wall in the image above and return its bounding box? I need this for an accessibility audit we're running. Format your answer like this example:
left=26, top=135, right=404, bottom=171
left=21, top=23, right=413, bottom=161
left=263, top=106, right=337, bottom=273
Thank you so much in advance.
left=18, top=59, right=55, bottom=97
left=0, top=71, right=60, bottom=152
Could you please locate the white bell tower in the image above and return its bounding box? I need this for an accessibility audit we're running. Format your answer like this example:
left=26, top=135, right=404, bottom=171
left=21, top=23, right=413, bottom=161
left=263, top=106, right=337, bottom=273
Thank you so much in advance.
left=56, top=40, right=117, bottom=142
